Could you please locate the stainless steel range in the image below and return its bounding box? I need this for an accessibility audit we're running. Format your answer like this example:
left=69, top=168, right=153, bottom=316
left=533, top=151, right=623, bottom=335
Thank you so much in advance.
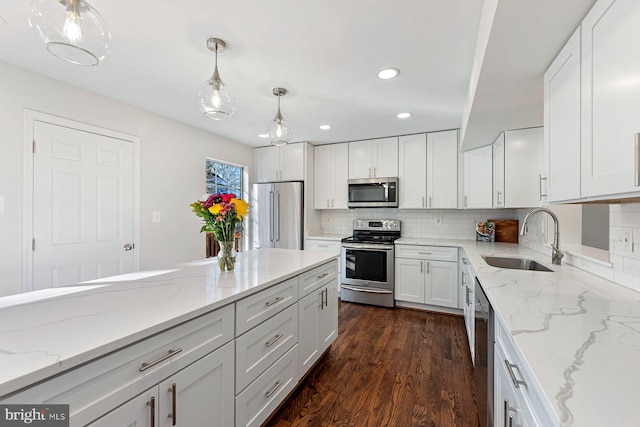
left=340, top=219, right=400, bottom=308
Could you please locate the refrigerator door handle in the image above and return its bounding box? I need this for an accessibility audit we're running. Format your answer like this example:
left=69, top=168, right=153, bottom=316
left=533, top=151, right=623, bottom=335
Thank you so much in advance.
left=269, top=191, right=275, bottom=242
left=275, top=191, right=281, bottom=242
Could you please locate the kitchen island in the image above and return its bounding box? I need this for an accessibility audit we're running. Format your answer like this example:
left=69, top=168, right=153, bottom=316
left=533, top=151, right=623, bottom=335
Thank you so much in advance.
left=397, top=238, right=640, bottom=427
left=0, top=248, right=339, bottom=426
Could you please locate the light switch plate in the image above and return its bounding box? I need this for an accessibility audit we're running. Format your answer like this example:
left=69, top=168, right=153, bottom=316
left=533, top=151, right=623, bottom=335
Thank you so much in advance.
left=152, top=211, right=160, bottom=223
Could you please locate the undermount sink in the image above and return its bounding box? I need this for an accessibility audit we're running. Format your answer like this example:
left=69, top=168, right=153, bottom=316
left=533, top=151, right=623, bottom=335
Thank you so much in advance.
left=481, top=256, right=553, bottom=272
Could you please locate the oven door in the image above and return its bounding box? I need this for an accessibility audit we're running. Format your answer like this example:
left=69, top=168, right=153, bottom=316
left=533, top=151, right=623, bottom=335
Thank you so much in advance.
left=341, top=243, right=394, bottom=291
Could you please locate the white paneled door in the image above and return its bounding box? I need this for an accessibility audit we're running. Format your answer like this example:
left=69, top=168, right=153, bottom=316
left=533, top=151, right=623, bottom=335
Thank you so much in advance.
left=32, top=121, right=134, bottom=289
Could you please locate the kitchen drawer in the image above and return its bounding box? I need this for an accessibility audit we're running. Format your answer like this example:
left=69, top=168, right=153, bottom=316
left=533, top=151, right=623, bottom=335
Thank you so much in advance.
left=298, top=260, right=338, bottom=298
left=395, top=245, right=458, bottom=261
left=305, top=240, right=341, bottom=253
left=236, top=276, right=298, bottom=336
left=5, top=303, right=235, bottom=426
left=235, top=303, right=298, bottom=393
left=236, top=344, right=299, bottom=427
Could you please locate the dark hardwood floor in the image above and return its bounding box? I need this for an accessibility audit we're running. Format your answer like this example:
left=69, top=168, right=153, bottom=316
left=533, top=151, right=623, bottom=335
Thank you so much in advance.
left=265, top=301, right=480, bottom=427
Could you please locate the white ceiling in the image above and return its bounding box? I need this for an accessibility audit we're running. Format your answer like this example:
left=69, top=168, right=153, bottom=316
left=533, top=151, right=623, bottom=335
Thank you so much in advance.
left=0, top=1, right=595, bottom=149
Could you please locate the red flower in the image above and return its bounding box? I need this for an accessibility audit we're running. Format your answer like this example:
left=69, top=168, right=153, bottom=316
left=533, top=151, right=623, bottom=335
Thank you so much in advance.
left=221, top=194, right=234, bottom=203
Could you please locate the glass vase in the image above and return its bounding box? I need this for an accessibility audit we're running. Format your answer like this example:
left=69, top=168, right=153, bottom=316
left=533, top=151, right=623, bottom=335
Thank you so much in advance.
left=218, top=240, right=237, bottom=272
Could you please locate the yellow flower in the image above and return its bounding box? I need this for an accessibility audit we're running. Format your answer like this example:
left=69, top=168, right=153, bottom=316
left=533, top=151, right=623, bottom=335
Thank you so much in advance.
left=231, top=198, right=249, bottom=218
left=208, top=204, right=223, bottom=215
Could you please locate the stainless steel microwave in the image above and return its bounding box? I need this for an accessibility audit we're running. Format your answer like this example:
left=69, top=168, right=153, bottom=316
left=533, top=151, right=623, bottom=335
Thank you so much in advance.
left=347, top=177, right=398, bottom=208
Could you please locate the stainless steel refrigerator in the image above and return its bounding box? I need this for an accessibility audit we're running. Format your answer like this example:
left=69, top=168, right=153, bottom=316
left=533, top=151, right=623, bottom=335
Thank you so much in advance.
left=251, top=181, right=303, bottom=250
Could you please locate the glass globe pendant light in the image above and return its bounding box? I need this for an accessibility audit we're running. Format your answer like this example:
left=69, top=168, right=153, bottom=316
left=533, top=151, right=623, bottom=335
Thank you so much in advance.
left=28, top=0, right=111, bottom=66
left=268, top=88, right=293, bottom=146
left=196, top=38, right=235, bottom=120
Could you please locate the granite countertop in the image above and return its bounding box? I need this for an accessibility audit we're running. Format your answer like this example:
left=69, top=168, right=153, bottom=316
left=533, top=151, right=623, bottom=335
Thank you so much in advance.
left=396, top=238, right=640, bottom=427
left=306, top=234, right=350, bottom=241
left=0, top=248, right=338, bottom=398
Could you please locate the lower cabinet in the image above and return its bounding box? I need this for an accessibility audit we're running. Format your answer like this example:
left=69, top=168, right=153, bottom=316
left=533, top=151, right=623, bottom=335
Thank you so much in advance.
left=395, top=245, right=458, bottom=310
left=298, top=273, right=338, bottom=374
left=89, top=341, right=235, bottom=426
left=494, top=340, right=536, bottom=427
left=460, top=250, right=475, bottom=362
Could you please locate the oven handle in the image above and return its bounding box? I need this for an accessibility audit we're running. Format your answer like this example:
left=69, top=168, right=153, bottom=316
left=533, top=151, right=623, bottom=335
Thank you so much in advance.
left=341, top=285, right=393, bottom=294
left=341, top=243, right=394, bottom=251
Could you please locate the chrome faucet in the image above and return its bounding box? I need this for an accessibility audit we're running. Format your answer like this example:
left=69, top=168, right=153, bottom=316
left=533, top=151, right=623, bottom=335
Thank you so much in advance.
left=520, top=207, right=564, bottom=265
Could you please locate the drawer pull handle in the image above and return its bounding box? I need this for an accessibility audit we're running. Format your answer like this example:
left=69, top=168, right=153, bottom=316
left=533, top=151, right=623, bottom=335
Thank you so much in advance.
left=139, top=348, right=183, bottom=372
left=318, top=244, right=328, bottom=248
left=317, top=272, right=329, bottom=279
left=323, top=288, right=328, bottom=308
left=266, top=380, right=283, bottom=398
left=462, top=257, right=468, bottom=265
left=168, top=382, right=177, bottom=425
left=504, top=359, right=527, bottom=388
left=418, top=252, right=433, bottom=255
left=504, top=399, right=516, bottom=427
left=266, top=334, right=284, bottom=347
left=147, top=396, right=155, bottom=427
left=266, top=296, right=284, bottom=307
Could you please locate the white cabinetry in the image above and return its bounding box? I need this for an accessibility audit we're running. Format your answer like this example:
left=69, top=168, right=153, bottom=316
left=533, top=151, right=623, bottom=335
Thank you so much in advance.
left=494, top=318, right=559, bottom=427
left=398, top=131, right=458, bottom=209
left=459, top=251, right=475, bottom=362
left=348, top=137, right=398, bottom=179
left=544, top=27, right=581, bottom=202
left=581, top=0, right=640, bottom=198
left=493, top=128, right=544, bottom=208
left=395, top=245, right=458, bottom=309
left=255, top=143, right=305, bottom=183
left=314, top=143, right=348, bottom=209
left=89, top=343, right=235, bottom=427
left=464, top=145, right=493, bottom=208
left=298, top=261, right=339, bottom=374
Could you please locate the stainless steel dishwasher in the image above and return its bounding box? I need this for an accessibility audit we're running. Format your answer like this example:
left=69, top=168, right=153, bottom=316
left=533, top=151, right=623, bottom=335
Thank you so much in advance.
left=475, top=277, right=494, bottom=427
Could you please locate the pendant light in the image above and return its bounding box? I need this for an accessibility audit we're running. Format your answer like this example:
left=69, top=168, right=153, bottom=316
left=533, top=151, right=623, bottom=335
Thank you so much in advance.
left=268, top=88, right=293, bottom=146
left=28, top=0, right=111, bottom=66
left=196, top=38, right=235, bottom=120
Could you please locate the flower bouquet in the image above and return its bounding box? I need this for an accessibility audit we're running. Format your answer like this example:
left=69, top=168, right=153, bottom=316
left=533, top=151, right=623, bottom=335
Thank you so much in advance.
left=191, top=193, right=250, bottom=271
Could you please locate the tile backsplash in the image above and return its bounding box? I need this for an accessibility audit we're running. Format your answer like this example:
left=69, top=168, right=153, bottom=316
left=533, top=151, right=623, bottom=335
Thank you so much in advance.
left=321, top=208, right=517, bottom=240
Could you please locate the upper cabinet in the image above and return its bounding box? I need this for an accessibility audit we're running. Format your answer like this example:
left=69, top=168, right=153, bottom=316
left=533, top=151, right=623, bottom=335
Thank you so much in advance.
left=314, top=143, right=348, bottom=209
left=544, top=27, right=581, bottom=202
left=255, top=143, right=305, bottom=183
left=545, top=0, right=640, bottom=201
left=398, top=131, right=458, bottom=209
left=493, top=128, right=544, bottom=208
left=348, top=137, right=398, bottom=179
left=581, top=0, right=640, bottom=198
left=463, top=145, right=493, bottom=208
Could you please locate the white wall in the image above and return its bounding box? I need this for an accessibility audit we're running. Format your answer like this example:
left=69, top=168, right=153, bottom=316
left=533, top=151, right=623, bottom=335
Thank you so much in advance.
left=0, top=60, right=253, bottom=297
left=321, top=208, right=517, bottom=240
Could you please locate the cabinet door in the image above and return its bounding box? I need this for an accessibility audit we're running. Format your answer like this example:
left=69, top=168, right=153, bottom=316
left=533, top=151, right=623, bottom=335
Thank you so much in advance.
left=581, top=0, right=640, bottom=197
left=298, top=289, right=322, bottom=374
left=394, top=258, right=425, bottom=303
left=159, top=341, right=234, bottom=427
left=427, top=130, right=458, bottom=208
left=349, top=140, right=374, bottom=179
left=87, top=388, right=158, bottom=426
left=399, top=134, right=427, bottom=208
left=314, top=145, right=332, bottom=209
left=332, top=143, right=349, bottom=209
left=544, top=27, right=581, bottom=202
left=464, top=146, right=493, bottom=208
left=280, top=143, right=304, bottom=181
left=504, top=128, right=544, bottom=208
left=372, top=137, right=399, bottom=177
left=320, top=281, right=338, bottom=351
left=424, top=260, right=458, bottom=309
left=463, top=281, right=475, bottom=361
left=255, top=147, right=279, bottom=183
left=493, top=133, right=505, bottom=208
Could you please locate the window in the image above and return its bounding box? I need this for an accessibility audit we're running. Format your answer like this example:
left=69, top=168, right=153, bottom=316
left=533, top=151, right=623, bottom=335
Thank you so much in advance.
left=206, top=159, right=243, bottom=197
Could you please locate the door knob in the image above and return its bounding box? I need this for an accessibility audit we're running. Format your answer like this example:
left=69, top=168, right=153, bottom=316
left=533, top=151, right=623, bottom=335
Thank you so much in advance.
left=124, top=243, right=134, bottom=251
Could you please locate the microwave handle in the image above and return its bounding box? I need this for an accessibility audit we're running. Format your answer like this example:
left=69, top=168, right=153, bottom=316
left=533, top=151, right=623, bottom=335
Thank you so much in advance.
left=384, top=183, right=388, bottom=201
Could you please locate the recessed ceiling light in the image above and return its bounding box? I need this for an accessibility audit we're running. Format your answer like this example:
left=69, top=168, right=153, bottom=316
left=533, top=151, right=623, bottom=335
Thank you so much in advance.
left=258, top=133, right=269, bottom=138
left=397, top=112, right=412, bottom=119
left=319, top=124, right=332, bottom=130
left=377, top=68, right=400, bottom=80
